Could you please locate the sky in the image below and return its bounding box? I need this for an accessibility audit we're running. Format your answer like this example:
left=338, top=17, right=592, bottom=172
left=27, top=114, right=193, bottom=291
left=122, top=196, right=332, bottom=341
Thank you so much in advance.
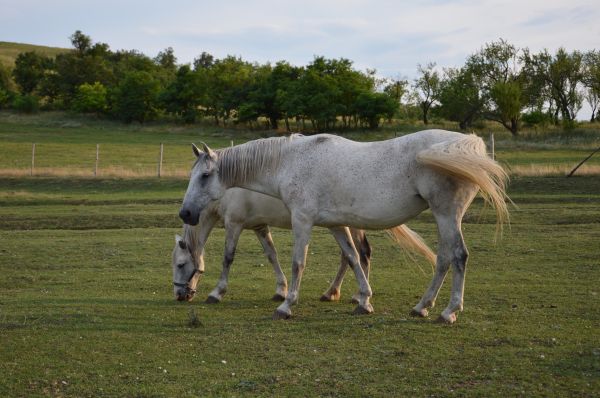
left=1, top=0, right=599, bottom=116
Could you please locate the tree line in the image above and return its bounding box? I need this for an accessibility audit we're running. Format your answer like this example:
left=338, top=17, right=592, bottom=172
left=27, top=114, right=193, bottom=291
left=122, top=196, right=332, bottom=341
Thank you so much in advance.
left=0, top=31, right=599, bottom=135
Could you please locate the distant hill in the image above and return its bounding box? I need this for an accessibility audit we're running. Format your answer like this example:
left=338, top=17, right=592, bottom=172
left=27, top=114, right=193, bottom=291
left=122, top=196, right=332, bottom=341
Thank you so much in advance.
left=0, top=41, right=70, bottom=68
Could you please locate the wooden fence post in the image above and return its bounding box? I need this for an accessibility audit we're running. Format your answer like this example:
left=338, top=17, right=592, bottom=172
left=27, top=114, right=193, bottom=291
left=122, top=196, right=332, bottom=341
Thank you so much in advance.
left=158, top=143, right=164, bottom=178
left=490, top=132, right=495, bottom=160
left=230, top=140, right=234, bottom=147
left=94, top=144, right=99, bottom=177
left=31, top=143, right=36, bottom=176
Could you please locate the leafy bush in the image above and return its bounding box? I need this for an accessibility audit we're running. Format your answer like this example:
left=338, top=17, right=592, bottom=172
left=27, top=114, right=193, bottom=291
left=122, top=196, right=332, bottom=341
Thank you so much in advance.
left=12, top=94, right=40, bottom=113
left=355, top=92, right=397, bottom=129
left=72, top=82, right=107, bottom=114
left=0, top=89, right=14, bottom=109
left=521, top=110, right=552, bottom=127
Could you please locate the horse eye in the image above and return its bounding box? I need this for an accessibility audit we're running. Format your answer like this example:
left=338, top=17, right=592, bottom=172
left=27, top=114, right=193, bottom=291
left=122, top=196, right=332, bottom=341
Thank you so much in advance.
left=177, top=263, right=186, bottom=269
left=201, top=172, right=210, bottom=179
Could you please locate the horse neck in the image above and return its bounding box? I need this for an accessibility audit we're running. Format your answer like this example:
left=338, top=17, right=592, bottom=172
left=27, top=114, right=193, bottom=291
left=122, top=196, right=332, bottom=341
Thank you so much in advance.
left=218, top=139, right=286, bottom=198
left=229, top=176, right=279, bottom=198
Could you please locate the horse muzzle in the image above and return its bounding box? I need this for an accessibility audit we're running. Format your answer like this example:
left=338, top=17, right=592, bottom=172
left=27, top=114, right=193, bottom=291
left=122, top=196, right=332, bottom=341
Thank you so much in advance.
left=179, top=206, right=200, bottom=226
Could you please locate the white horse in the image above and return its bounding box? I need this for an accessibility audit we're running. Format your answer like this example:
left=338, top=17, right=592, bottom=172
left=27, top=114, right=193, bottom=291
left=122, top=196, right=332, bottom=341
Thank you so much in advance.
left=172, top=187, right=436, bottom=303
left=179, top=130, right=509, bottom=323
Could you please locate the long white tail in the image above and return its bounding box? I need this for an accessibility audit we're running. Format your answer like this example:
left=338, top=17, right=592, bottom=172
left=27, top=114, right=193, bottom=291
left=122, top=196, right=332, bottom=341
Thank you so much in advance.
left=386, top=225, right=436, bottom=265
left=416, top=134, right=511, bottom=235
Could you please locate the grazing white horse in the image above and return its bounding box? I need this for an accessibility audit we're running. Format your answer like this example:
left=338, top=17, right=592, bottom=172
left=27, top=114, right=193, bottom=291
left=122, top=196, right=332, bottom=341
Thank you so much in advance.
left=179, top=130, right=509, bottom=323
left=172, top=187, right=436, bottom=303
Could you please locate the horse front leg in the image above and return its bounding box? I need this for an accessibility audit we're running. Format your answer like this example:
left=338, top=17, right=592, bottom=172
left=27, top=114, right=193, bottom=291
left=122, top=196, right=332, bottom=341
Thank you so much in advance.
left=254, top=226, right=288, bottom=302
left=273, top=218, right=312, bottom=320
left=206, top=222, right=243, bottom=304
left=329, top=227, right=373, bottom=315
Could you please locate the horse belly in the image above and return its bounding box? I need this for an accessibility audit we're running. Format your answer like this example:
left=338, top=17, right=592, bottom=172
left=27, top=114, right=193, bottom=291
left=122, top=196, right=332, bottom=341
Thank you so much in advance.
left=314, top=193, right=428, bottom=230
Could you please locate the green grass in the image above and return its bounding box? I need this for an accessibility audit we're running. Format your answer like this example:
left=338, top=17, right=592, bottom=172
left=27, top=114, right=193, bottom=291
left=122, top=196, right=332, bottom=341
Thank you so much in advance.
left=2, top=111, right=600, bottom=177
left=0, top=41, right=70, bottom=68
left=0, top=176, right=599, bottom=397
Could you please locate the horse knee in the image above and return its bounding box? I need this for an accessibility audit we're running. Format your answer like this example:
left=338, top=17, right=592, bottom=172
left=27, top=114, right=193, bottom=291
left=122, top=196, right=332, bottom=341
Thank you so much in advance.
left=452, top=244, right=468, bottom=272
left=223, top=252, right=235, bottom=267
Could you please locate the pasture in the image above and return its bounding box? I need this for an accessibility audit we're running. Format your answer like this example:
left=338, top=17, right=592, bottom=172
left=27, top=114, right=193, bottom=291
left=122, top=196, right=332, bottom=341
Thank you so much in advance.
left=0, top=175, right=599, bottom=397
left=0, top=112, right=599, bottom=396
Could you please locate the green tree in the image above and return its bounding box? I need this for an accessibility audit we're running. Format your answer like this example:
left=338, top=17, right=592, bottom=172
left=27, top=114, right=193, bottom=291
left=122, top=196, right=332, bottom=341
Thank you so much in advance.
left=0, top=63, right=14, bottom=91
left=354, top=92, right=397, bottom=129
left=413, top=62, right=441, bottom=125
left=160, top=64, right=204, bottom=123
left=582, top=50, right=600, bottom=122
left=204, top=56, right=254, bottom=125
left=193, top=52, right=215, bottom=70
left=72, top=82, right=107, bottom=114
left=0, top=63, right=15, bottom=108
left=467, top=39, right=525, bottom=135
left=437, top=67, right=485, bottom=130
left=70, top=30, right=92, bottom=54
left=111, top=71, right=160, bottom=123
left=12, top=51, right=51, bottom=94
left=522, top=47, right=584, bottom=125
left=53, top=31, right=114, bottom=105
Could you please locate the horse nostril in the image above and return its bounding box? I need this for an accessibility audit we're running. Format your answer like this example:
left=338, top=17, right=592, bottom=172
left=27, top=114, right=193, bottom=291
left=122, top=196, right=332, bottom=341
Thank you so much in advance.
left=179, top=208, right=191, bottom=222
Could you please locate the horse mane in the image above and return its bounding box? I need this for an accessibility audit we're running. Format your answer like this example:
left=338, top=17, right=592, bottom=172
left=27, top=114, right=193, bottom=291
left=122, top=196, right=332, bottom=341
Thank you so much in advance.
left=183, top=223, right=203, bottom=267
left=217, top=135, right=300, bottom=186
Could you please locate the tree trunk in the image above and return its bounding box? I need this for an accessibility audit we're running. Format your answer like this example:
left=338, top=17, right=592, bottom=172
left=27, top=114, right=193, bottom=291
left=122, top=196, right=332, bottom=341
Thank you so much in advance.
left=269, top=116, right=278, bottom=130
left=284, top=117, right=290, bottom=132
left=510, top=118, right=519, bottom=136
left=421, top=102, right=429, bottom=125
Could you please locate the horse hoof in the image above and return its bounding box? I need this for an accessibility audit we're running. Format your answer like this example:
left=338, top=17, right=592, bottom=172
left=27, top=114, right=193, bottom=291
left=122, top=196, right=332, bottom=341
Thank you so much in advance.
left=410, top=308, right=429, bottom=318
left=205, top=296, right=221, bottom=304
left=435, top=314, right=456, bottom=324
left=350, top=296, right=360, bottom=305
left=352, top=304, right=374, bottom=315
left=272, top=309, right=291, bottom=320
left=271, top=294, right=286, bottom=302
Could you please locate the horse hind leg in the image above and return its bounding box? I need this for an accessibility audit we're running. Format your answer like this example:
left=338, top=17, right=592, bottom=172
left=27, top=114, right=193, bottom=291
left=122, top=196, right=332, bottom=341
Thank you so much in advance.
left=329, top=227, right=373, bottom=315
left=320, top=229, right=370, bottom=302
left=320, top=253, right=346, bottom=302
left=411, top=212, right=469, bottom=324
left=254, top=226, right=288, bottom=301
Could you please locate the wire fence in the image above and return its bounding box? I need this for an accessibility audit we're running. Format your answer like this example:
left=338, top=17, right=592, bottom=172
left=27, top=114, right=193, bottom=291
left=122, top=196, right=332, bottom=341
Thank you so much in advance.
left=0, top=142, right=203, bottom=178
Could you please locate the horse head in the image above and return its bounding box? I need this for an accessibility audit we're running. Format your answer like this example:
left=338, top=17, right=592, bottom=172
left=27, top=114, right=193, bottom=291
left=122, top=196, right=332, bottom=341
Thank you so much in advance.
left=172, top=234, right=203, bottom=301
left=179, top=143, right=225, bottom=225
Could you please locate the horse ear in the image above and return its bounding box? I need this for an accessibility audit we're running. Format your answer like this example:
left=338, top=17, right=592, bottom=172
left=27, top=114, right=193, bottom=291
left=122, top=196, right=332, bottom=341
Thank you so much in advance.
left=175, top=234, right=187, bottom=250
left=192, top=143, right=202, bottom=158
left=200, top=142, right=217, bottom=160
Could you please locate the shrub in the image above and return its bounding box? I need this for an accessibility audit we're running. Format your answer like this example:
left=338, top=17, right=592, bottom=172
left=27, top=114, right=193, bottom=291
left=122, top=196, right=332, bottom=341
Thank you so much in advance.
left=522, top=110, right=552, bottom=127
left=72, top=82, right=107, bottom=114
left=12, top=94, right=40, bottom=113
left=0, top=89, right=14, bottom=109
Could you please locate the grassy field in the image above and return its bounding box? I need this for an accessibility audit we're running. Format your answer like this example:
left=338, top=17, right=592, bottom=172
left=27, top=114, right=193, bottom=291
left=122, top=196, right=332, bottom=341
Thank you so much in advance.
left=0, top=175, right=599, bottom=397
left=1, top=111, right=600, bottom=177
left=0, top=113, right=599, bottom=396
left=0, top=42, right=70, bottom=68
